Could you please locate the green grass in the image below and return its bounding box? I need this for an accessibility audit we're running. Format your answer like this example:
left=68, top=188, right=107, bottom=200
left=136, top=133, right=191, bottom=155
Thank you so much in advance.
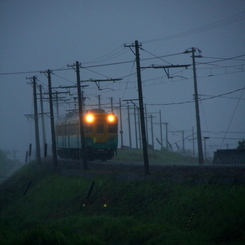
left=0, top=160, right=245, bottom=245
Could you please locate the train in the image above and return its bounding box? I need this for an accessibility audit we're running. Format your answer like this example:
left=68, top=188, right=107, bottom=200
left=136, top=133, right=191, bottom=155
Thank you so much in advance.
left=55, top=108, right=118, bottom=161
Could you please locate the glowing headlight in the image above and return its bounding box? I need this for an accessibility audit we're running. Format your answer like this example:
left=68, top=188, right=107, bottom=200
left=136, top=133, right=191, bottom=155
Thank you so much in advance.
left=85, top=114, right=94, bottom=123
left=108, top=115, right=115, bottom=122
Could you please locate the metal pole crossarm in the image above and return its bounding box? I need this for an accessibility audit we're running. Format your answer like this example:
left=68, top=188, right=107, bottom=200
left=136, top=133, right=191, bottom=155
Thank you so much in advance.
left=146, top=64, right=191, bottom=69
left=124, top=42, right=142, bottom=48
left=43, top=97, right=69, bottom=101
left=124, top=42, right=142, bottom=55
left=123, top=99, right=139, bottom=109
left=81, top=78, right=122, bottom=82
left=40, top=70, right=53, bottom=79
left=80, top=78, right=121, bottom=91
left=123, top=99, right=139, bottom=101
left=184, top=47, right=202, bottom=57
left=53, top=85, right=77, bottom=89
left=43, top=91, right=69, bottom=95
left=141, top=64, right=191, bottom=79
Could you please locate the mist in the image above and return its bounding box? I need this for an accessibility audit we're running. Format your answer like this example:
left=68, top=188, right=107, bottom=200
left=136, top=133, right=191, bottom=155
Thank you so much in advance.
left=0, top=0, right=244, bottom=163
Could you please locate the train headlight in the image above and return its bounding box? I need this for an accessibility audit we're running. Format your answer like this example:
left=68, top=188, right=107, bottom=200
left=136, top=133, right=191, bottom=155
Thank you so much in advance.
left=107, top=115, right=115, bottom=122
left=85, top=114, right=94, bottom=123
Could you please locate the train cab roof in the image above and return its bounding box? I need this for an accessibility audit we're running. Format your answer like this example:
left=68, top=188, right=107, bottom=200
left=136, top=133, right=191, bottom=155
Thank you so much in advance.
left=85, top=108, right=105, bottom=113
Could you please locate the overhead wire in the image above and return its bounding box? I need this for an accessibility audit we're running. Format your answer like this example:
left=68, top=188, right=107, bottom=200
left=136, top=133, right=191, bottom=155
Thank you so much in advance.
left=140, top=47, right=174, bottom=65
left=142, top=11, right=245, bottom=44
left=81, top=67, right=113, bottom=79
left=219, top=86, right=245, bottom=148
left=196, top=54, right=245, bottom=66
left=0, top=52, right=185, bottom=76
left=81, top=45, right=126, bottom=64
left=201, top=56, right=245, bottom=62
left=146, top=87, right=245, bottom=106
left=52, top=72, right=76, bottom=85
left=122, top=60, right=136, bottom=100
left=200, top=97, right=214, bottom=152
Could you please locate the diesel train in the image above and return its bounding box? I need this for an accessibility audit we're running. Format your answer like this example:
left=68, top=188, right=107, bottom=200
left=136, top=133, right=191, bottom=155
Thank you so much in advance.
left=55, top=109, right=118, bottom=161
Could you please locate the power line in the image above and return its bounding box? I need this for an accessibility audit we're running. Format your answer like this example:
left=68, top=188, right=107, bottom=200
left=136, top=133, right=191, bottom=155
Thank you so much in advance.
left=201, top=56, right=245, bottom=62
left=140, top=47, right=173, bottom=65
left=219, top=86, right=245, bottom=148
left=200, top=87, right=245, bottom=100
left=0, top=52, right=183, bottom=76
left=196, top=54, right=245, bottom=66
left=82, top=45, right=129, bottom=65
left=0, top=67, right=73, bottom=76
left=122, top=60, right=136, bottom=100
left=197, top=64, right=245, bottom=70
left=142, top=11, right=245, bottom=44
left=146, top=87, right=245, bottom=106
left=0, top=70, right=41, bottom=76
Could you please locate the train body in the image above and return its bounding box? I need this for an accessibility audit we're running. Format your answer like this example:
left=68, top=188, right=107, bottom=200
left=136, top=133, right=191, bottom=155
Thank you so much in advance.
left=55, top=109, right=118, bottom=161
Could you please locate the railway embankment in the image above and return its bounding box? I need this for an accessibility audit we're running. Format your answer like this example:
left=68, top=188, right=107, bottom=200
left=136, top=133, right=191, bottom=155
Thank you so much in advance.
left=1, top=159, right=245, bottom=244
left=59, top=160, right=245, bottom=185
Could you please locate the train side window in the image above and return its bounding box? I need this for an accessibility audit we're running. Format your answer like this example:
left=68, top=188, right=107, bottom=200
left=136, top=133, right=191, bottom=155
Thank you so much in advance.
left=56, top=125, right=66, bottom=136
left=84, top=123, right=93, bottom=133
left=68, top=123, right=79, bottom=135
left=97, top=124, right=104, bottom=133
left=108, top=123, right=118, bottom=133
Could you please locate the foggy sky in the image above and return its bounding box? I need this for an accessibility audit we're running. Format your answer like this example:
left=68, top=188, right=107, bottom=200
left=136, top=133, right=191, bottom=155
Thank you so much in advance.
left=0, top=0, right=244, bottom=161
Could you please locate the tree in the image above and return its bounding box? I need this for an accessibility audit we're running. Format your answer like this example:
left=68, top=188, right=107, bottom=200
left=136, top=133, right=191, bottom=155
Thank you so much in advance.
left=237, top=140, right=245, bottom=150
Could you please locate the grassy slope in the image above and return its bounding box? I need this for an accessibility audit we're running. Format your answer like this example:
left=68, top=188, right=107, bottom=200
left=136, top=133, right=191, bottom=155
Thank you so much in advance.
left=0, top=155, right=244, bottom=245
left=0, top=150, right=22, bottom=183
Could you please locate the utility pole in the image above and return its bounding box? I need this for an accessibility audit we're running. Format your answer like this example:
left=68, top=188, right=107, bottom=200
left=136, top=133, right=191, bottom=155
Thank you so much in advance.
left=119, top=98, right=124, bottom=149
left=138, top=109, right=142, bottom=149
left=150, top=114, right=156, bottom=150
left=80, top=78, right=121, bottom=110
left=124, top=99, right=139, bottom=149
left=141, top=61, right=190, bottom=152
left=192, top=127, right=195, bottom=157
left=127, top=105, right=132, bottom=148
left=39, top=85, right=47, bottom=157
left=75, top=61, right=87, bottom=170
left=171, top=130, right=188, bottom=154
left=110, top=97, right=113, bottom=112
left=145, top=105, right=148, bottom=143
left=134, top=105, right=138, bottom=149
left=125, top=40, right=150, bottom=175
left=163, top=123, right=169, bottom=150
left=156, top=112, right=168, bottom=151
left=45, top=70, right=58, bottom=167
left=182, top=130, right=185, bottom=153
left=156, top=110, right=167, bottom=151
left=159, top=110, right=163, bottom=150
left=31, top=76, right=41, bottom=164
left=204, top=137, right=209, bottom=159
left=185, top=47, right=204, bottom=164
left=81, top=90, right=85, bottom=111
left=50, top=85, right=84, bottom=113
left=55, top=92, right=60, bottom=118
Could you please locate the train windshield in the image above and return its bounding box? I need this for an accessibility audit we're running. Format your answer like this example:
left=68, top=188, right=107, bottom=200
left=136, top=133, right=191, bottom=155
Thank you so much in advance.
left=97, top=124, right=104, bottom=133
left=84, top=123, right=93, bottom=133
left=108, top=123, right=117, bottom=133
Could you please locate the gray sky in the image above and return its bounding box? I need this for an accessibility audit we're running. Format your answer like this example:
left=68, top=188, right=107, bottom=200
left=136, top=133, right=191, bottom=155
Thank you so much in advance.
left=0, top=0, right=245, bottom=161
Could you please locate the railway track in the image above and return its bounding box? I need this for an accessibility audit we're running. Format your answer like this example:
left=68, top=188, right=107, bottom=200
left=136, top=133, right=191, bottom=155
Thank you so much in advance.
left=57, top=159, right=245, bottom=185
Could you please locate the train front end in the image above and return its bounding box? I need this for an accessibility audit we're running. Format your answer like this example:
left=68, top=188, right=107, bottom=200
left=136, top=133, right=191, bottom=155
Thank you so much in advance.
left=84, top=110, right=118, bottom=161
